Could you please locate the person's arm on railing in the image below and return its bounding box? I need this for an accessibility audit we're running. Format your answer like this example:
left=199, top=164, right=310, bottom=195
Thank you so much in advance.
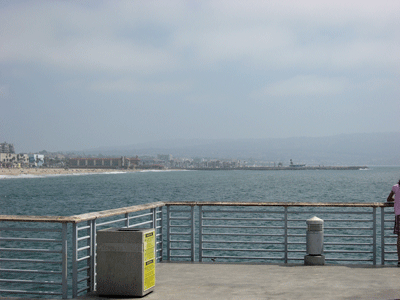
left=387, top=191, right=395, bottom=202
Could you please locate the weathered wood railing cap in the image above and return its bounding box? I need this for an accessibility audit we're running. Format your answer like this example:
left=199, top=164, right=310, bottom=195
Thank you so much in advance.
left=0, top=201, right=393, bottom=223
left=166, top=201, right=393, bottom=207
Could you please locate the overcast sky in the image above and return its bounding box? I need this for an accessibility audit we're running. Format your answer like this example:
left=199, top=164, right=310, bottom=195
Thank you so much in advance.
left=1, top=1, right=399, bottom=153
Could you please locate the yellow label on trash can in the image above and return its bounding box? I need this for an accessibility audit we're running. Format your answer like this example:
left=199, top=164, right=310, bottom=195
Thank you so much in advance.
left=144, top=259, right=155, bottom=291
left=144, top=231, right=155, bottom=249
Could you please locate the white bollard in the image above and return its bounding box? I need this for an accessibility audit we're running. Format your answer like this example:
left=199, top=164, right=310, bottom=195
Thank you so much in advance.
left=304, top=216, right=325, bottom=265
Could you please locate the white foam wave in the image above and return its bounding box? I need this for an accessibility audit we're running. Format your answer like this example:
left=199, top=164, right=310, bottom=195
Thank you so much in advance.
left=0, top=171, right=128, bottom=180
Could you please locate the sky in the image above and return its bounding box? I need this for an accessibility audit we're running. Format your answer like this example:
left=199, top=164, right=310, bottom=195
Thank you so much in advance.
left=1, top=1, right=399, bottom=153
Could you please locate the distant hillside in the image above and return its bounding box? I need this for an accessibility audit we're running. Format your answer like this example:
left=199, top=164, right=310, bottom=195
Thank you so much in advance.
left=83, top=132, right=400, bottom=166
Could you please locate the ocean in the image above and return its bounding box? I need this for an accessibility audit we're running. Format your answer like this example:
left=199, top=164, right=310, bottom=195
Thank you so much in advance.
left=1, top=167, right=399, bottom=216
left=1, top=167, right=400, bottom=298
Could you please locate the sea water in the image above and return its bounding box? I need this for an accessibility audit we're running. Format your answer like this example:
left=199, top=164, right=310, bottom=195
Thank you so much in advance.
left=1, top=167, right=399, bottom=216
left=1, top=167, right=400, bottom=297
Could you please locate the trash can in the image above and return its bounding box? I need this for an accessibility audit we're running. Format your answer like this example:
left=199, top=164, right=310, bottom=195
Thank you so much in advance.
left=96, top=227, right=155, bottom=296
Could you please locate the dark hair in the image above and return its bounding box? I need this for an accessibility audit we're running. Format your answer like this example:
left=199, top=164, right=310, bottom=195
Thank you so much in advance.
left=398, top=179, right=400, bottom=185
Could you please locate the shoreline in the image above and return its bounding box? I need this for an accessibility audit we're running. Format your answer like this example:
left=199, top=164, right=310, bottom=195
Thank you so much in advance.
left=0, top=167, right=138, bottom=177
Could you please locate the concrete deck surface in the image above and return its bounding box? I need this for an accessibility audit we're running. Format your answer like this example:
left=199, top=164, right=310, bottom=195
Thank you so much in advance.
left=81, top=262, right=400, bottom=300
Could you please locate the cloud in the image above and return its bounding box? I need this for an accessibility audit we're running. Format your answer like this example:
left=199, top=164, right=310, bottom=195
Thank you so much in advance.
left=89, top=78, right=191, bottom=94
left=252, top=75, right=348, bottom=98
left=1, top=0, right=399, bottom=75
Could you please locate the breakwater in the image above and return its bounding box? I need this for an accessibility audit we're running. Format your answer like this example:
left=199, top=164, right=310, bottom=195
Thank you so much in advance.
left=184, top=166, right=367, bottom=171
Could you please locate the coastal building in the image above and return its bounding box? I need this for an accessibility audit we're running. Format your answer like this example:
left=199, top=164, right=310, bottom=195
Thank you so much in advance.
left=0, top=153, right=29, bottom=168
left=29, top=154, right=45, bottom=167
left=0, top=142, right=15, bottom=154
left=68, top=156, right=140, bottom=169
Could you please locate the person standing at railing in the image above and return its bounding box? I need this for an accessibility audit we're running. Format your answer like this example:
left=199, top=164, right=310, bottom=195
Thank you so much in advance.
left=387, top=179, right=400, bottom=266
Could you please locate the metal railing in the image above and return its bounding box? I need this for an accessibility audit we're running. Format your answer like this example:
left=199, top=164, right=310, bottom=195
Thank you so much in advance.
left=0, top=202, right=164, bottom=299
left=0, top=201, right=396, bottom=298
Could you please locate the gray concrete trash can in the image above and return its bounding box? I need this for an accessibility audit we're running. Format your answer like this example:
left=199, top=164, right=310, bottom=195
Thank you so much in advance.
left=96, top=227, right=155, bottom=297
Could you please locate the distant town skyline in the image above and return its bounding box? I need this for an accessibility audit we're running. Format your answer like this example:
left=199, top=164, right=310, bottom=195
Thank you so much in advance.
left=1, top=1, right=399, bottom=153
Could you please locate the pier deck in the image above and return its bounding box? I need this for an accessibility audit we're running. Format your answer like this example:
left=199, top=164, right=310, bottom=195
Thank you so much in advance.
left=80, top=262, right=400, bottom=300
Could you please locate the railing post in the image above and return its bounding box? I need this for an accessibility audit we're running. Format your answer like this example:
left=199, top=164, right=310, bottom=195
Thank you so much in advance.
left=199, top=205, right=203, bottom=262
left=191, top=206, right=195, bottom=262
left=159, top=207, right=163, bottom=262
left=381, top=207, right=385, bottom=265
left=125, top=212, right=129, bottom=228
left=61, top=223, right=68, bottom=299
left=167, top=205, right=171, bottom=261
left=72, top=223, right=78, bottom=298
left=151, top=208, right=156, bottom=229
left=373, top=207, right=377, bottom=265
left=284, top=206, right=288, bottom=263
left=90, top=219, right=97, bottom=292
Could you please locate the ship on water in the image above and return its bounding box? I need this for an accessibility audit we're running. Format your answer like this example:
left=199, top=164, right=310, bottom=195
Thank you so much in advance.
left=289, top=159, right=306, bottom=168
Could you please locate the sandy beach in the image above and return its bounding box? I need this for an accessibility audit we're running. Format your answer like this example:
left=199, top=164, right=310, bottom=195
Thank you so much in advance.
left=0, top=168, right=136, bottom=177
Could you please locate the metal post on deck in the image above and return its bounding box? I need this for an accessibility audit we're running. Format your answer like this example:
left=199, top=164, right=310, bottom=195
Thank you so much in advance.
left=61, top=223, right=68, bottom=299
left=72, top=223, right=78, bottom=298
left=191, top=206, right=195, bottom=262
left=199, top=206, right=203, bottom=262
left=167, top=206, right=171, bottom=261
left=381, top=207, right=385, bottom=265
left=373, top=207, right=377, bottom=265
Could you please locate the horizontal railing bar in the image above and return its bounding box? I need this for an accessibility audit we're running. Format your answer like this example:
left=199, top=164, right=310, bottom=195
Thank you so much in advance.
left=170, top=217, right=191, bottom=220
left=0, top=268, right=62, bottom=274
left=170, top=225, right=191, bottom=228
left=0, top=201, right=388, bottom=223
left=202, top=255, right=284, bottom=260
left=77, top=255, right=91, bottom=262
left=78, top=286, right=90, bottom=294
left=170, top=201, right=387, bottom=207
left=128, top=220, right=152, bottom=227
left=77, top=276, right=90, bottom=284
left=96, top=218, right=127, bottom=227
left=0, top=278, right=61, bottom=285
left=288, top=211, right=373, bottom=215
left=0, top=247, right=61, bottom=253
left=203, top=248, right=283, bottom=252
left=324, top=234, right=372, bottom=238
left=169, top=210, right=192, bottom=213
left=202, top=240, right=284, bottom=245
left=170, top=255, right=192, bottom=258
left=203, top=233, right=284, bottom=237
left=323, top=227, right=373, bottom=230
left=0, top=258, right=62, bottom=264
left=170, top=240, right=191, bottom=243
left=170, top=247, right=192, bottom=251
left=77, top=266, right=90, bottom=273
left=202, top=225, right=284, bottom=229
left=288, top=219, right=372, bottom=222
left=77, top=225, right=91, bottom=231
left=77, top=235, right=90, bottom=242
left=0, top=289, right=62, bottom=296
left=169, top=232, right=191, bottom=235
left=326, top=258, right=373, bottom=261
left=202, top=217, right=283, bottom=221
left=78, top=245, right=91, bottom=252
left=324, top=250, right=373, bottom=253
left=129, top=212, right=153, bottom=219
left=203, top=210, right=284, bottom=214
left=325, top=242, right=372, bottom=246
left=0, top=237, right=61, bottom=243
left=0, top=227, right=61, bottom=232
